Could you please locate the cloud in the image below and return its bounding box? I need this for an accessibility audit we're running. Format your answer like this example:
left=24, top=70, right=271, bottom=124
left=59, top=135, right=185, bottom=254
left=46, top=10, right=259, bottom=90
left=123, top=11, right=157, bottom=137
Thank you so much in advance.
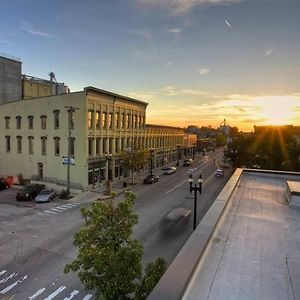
left=21, top=21, right=55, bottom=38
left=198, top=68, right=210, bottom=75
left=134, top=0, right=241, bottom=15
left=161, top=86, right=178, bottom=96
left=265, top=47, right=274, bottom=56
left=167, top=28, right=183, bottom=34
left=225, top=19, right=232, bottom=29
left=125, top=28, right=152, bottom=40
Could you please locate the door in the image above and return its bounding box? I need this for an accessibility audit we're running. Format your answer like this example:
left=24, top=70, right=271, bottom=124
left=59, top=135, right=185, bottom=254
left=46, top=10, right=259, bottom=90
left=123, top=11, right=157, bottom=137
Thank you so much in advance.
left=38, top=163, right=43, bottom=179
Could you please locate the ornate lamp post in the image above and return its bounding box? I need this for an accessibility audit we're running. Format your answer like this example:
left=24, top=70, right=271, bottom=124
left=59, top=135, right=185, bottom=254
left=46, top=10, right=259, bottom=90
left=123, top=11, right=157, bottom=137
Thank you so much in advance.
left=188, top=174, right=204, bottom=230
left=105, top=153, right=112, bottom=195
left=149, top=148, right=154, bottom=176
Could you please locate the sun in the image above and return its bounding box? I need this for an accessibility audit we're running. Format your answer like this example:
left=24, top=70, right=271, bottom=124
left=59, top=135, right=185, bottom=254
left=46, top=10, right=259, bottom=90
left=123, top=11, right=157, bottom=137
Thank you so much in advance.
left=255, top=96, right=297, bottom=125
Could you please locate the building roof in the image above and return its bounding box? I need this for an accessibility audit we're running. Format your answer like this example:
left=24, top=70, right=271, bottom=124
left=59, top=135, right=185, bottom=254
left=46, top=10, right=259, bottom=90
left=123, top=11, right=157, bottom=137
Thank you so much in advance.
left=146, top=124, right=183, bottom=131
left=84, top=86, right=148, bottom=106
left=149, top=169, right=300, bottom=300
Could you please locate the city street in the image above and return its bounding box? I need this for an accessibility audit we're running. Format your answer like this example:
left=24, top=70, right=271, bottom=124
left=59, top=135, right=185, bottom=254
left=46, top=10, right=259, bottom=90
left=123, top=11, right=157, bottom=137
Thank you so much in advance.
left=0, top=150, right=231, bottom=299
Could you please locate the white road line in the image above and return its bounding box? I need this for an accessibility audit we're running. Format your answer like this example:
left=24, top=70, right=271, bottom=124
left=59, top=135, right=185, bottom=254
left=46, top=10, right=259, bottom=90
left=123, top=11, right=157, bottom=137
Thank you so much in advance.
left=0, top=270, right=7, bottom=277
left=29, top=288, right=46, bottom=300
left=0, top=272, right=18, bottom=284
left=166, top=179, right=187, bottom=194
left=64, top=204, right=78, bottom=207
left=44, top=286, right=66, bottom=300
left=50, top=208, right=63, bottom=212
left=44, top=210, right=57, bottom=214
left=60, top=204, right=74, bottom=208
left=63, top=290, right=79, bottom=300
left=0, top=275, right=28, bottom=294
left=55, top=206, right=68, bottom=210
left=82, top=295, right=93, bottom=300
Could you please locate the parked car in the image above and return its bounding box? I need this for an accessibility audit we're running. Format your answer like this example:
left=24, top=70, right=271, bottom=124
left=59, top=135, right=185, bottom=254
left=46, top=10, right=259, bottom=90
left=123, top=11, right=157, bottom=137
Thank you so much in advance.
left=161, top=165, right=170, bottom=171
left=143, top=174, right=159, bottom=184
left=16, top=184, right=45, bottom=201
left=163, top=167, right=176, bottom=175
left=215, top=169, right=224, bottom=177
left=183, top=159, right=193, bottom=166
left=0, top=180, right=7, bottom=190
left=34, top=189, right=57, bottom=203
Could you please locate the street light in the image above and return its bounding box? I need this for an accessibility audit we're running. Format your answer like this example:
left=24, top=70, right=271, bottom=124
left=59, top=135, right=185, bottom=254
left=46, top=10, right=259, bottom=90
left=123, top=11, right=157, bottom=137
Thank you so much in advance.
left=188, top=174, right=204, bottom=231
left=176, top=144, right=181, bottom=166
left=105, top=153, right=112, bottom=195
left=149, top=148, right=154, bottom=176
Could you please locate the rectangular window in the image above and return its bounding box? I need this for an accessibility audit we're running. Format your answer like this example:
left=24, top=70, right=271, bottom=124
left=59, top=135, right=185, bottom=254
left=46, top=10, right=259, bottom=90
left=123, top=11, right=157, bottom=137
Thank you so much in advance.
left=115, top=138, right=119, bottom=153
left=5, top=117, right=10, bottom=129
left=138, top=116, right=141, bottom=129
left=88, top=139, right=93, bottom=156
left=70, top=138, right=75, bottom=156
left=115, top=113, right=119, bottom=129
left=28, top=137, right=34, bottom=154
left=96, top=138, right=100, bottom=155
left=109, top=138, right=113, bottom=154
left=102, top=112, right=107, bottom=128
left=17, top=136, right=22, bottom=153
left=103, top=138, right=106, bottom=154
left=41, top=116, right=47, bottom=130
left=109, top=113, right=113, bottom=129
left=16, top=116, right=21, bottom=129
left=28, top=116, right=33, bottom=129
left=5, top=136, right=10, bottom=153
left=95, top=111, right=101, bottom=129
left=41, top=138, right=47, bottom=155
left=121, top=113, right=125, bottom=128
left=126, top=114, right=130, bottom=129
left=53, top=110, right=60, bottom=129
left=54, top=138, right=60, bottom=156
left=88, top=110, right=94, bottom=129
left=134, top=115, right=137, bottom=129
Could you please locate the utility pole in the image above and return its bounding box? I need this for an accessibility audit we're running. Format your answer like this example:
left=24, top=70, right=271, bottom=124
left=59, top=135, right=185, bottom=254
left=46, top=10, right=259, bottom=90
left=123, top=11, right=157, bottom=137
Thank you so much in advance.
left=64, top=106, right=79, bottom=196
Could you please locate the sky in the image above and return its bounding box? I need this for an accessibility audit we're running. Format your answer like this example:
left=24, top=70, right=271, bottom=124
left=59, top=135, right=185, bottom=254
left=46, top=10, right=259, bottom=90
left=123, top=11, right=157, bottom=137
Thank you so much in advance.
left=1, top=0, right=300, bottom=131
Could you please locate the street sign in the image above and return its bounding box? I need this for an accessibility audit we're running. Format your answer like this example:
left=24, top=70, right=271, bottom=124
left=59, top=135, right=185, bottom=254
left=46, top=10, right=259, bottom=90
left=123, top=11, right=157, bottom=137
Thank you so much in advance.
left=62, top=156, right=75, bottom=165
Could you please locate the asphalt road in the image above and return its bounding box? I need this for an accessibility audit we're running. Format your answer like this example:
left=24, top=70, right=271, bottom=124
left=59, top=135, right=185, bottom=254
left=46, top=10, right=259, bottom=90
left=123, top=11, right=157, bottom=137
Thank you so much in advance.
left=0, top=150, right=231, bottom=299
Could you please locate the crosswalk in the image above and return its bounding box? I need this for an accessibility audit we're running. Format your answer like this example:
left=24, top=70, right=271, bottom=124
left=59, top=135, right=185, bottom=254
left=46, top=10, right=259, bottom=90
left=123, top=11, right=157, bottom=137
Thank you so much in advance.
left=0, top=268, right=93, bottom=299
left=39, top=203, right=81, bottom=216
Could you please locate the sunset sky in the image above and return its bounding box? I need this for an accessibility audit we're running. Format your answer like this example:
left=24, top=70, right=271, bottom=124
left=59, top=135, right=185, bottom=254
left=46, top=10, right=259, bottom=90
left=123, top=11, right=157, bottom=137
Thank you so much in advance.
left=1, top=0, right=300, bottom=131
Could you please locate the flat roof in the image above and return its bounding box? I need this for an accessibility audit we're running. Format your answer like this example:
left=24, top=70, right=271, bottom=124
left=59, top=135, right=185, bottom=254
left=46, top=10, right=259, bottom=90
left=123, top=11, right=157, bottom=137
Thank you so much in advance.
left=149, top=169, right=300, bottom=300
left=146, top=124, right=183, bottom=130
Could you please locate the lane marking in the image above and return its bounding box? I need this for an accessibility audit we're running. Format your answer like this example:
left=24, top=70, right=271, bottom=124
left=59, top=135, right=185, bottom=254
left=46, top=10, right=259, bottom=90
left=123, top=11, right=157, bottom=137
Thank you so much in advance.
left=55, top=206, right=68, bottom=210
left=0, top=273, right=18, bottom=284
left=44, top=210, right=57, bottom=214
left=0, top=275, right=28, bottom=294
left=0, top=270, right=7, bottom=277
left=29, top=288, right=46, bottom=300
left=49, top=208, right=62, bottom=213
left=64, top=203, right=78, bottom=207
left=44, top=286, right=66, bottom=300
left=82, top=295, right=93, bottom=300
left=63, top=290, right=79, bottom=300
left=166, top=180, right=187, bottom=194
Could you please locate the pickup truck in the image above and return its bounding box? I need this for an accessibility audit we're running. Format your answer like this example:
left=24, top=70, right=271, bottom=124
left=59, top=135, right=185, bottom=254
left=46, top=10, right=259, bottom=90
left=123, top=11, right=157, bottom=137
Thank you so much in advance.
left=16, top=184, right=45, bottom=201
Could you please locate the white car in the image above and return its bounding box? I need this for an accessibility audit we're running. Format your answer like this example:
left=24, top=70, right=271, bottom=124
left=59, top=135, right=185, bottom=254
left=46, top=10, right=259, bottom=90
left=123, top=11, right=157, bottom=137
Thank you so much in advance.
left=163, top=167, right=176, bottom=175
left=34, top=189, right=57, bottom=203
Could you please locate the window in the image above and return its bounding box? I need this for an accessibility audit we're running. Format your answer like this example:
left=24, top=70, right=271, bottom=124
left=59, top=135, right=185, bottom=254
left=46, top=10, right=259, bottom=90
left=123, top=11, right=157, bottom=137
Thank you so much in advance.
left=53, top=110, right=60, bottom=129
left=41, top=115, right=47, bottom=130
left=126, top=114, right=130, bottom=128
left=102, top=112, right=107, bottom=128
left=115, top=138, right=119, bottom=153
left=5, top=136, right=10, bottom=153
left=70, top=137, right=75, bottom=156
left=5, top=117, right=10, bottom=129
left=88, top=138, right=93, bottom=156
left=16, top=136, right=22, bottom=153
left=28, top=116, right=33, bottom=129
left=109, top=113, right=113, bottom=129
left=41, top=137, right=47, bottom=155
left=115, top=113, right=119, bottom=129
left=88, top=110, right=94, bottom=129
left=121, top=113, right=125, bottom=128
left=16, top=116, right=21, bottom=129
left=138, top=116, right=141, bottom=129
left=109, top=138, right=113, bottom=154
left=54, top=137, right=60, bottom=156
left=95, top=111, right=101, bottom=129
left=134, top=115, right=137, bottom=129
left=102, top=138, right=106, bottom=154
left=96, top=138, right=101, bottom=155
left=28, top=136, right=34, bottom=154
left=121, top=138, right=125, bottom=151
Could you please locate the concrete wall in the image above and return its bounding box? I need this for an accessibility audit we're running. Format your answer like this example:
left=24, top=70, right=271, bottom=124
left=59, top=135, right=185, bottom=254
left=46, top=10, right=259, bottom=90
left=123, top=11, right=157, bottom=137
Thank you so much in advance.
left=0, top=56, right=22, bottom=104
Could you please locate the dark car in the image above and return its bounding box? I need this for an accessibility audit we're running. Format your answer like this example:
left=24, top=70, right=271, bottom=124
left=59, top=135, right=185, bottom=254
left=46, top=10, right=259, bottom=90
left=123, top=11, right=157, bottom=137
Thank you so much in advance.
left=0, top=180, right=7, bottom=190
left=183, top=159, right=193, bottom=166
left=16, top=184, right=45, bottom=201
left=143, top=174, right=159, bottom=184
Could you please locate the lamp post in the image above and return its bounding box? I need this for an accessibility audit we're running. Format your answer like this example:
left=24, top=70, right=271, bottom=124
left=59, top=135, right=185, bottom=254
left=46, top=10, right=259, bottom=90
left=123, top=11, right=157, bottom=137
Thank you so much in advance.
left=105, top=153, right=112, bottom=195
left=149, top=148, right=154, bottom=176
left=188, top=174, right=204, bottom=230
left=176, top=144, right=181, bottom=166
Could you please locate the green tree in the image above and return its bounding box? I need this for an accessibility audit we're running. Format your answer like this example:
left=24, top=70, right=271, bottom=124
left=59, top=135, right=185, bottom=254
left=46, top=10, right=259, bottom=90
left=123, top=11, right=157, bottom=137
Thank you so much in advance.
left=64, top=192, right=166, bottom=300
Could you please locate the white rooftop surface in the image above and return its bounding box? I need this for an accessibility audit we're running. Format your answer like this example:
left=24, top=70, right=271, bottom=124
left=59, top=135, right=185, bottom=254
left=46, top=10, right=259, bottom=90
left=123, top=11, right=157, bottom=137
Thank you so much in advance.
left=183, top=173, right=300, bottom=300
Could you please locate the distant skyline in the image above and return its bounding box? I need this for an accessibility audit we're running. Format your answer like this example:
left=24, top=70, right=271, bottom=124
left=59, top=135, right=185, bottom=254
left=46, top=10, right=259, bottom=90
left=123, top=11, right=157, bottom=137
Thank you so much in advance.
left=1, top=0, right=300, bottom=131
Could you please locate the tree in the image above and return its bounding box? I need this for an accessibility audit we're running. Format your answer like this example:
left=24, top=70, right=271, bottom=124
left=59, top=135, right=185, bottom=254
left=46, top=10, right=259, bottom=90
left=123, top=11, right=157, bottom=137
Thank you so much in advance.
left=64, top=192, right=166, bottom=300
left=121, top=150, right=149, bottom=184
